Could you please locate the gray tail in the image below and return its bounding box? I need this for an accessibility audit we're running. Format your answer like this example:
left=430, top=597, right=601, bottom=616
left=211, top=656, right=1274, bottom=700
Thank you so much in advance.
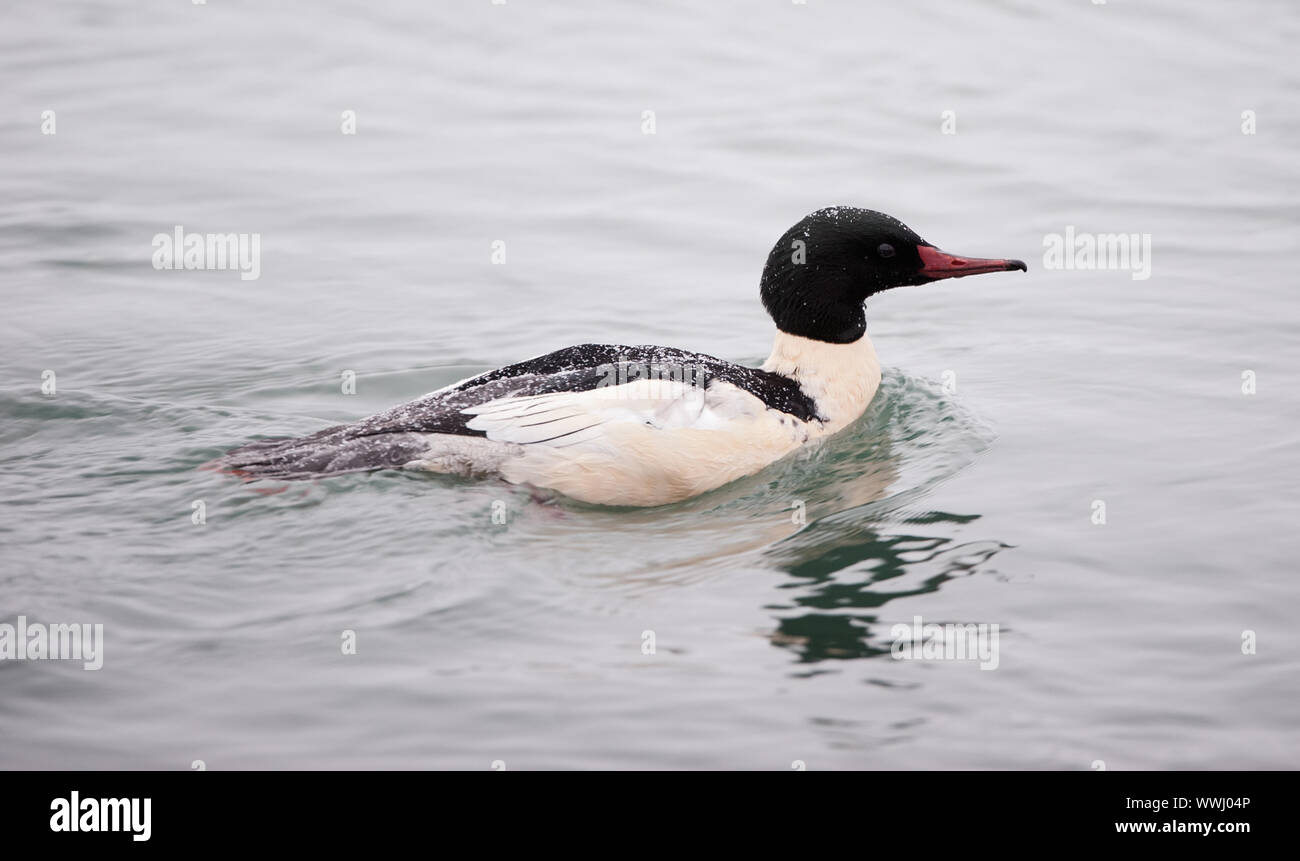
left=210, top=427, right=429, bottom=480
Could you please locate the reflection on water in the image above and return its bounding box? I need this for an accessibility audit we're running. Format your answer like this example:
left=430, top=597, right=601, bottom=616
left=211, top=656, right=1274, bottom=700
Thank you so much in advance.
left=768, top=516, right=1007, bottom=663
left=638, top=369, right=993, bottom=666
left=752, top=373, right=1005, bottom=665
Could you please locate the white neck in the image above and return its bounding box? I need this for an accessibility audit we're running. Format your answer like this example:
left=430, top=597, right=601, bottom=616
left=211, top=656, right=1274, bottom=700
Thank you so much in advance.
left=761, top=330, right=882, bottom=432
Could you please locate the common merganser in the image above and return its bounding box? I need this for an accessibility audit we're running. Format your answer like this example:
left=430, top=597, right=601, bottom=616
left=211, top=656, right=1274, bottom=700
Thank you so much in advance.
left=215, top=207, right=1025, bottom=506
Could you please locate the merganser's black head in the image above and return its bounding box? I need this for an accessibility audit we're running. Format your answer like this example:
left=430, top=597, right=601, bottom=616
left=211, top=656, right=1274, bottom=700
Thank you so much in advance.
left=760, top=206, right=1027, bottom=343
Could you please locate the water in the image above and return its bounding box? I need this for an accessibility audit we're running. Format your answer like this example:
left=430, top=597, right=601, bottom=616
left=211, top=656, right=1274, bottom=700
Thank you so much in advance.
left=3, top=0, right=1298, bottom=769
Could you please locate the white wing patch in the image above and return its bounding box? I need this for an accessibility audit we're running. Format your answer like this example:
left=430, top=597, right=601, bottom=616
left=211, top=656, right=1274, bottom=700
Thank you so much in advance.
left=463, top=378, right=755, bottom=448
left=412, top=377, right=819, bottom=506
left=465, top=396, right=606, bottom=447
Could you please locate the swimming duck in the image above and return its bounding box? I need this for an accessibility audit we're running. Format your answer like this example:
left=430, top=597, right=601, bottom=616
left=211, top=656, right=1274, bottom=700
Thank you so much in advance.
left=216, top=206, right=1025, bottom=506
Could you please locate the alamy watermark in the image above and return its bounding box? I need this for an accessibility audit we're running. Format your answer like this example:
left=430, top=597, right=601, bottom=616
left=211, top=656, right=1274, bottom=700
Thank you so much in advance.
left=0, top=616, right=104, bottom=670
left=152, top=225, right=260, bottom=280
left=592, top=359, right=709, bottom=402
left=1042, top=226, right=1151, bottom=280
left=891, top=615, right=999, bottom=670
left=50, top=791, right=150, bottom=842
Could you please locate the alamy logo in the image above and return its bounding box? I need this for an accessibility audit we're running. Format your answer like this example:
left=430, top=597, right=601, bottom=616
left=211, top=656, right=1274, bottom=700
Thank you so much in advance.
left=0, top=616, right=104, bottom=670
left=593, top=360, right=708, bottom=401
left=152, top=225, right=261, bottom=280
left=890, top=615, right=1000, bottom=670
left=1042, top=226, right=1151, bottom=280
left=50, top=791, right=151, bottom=842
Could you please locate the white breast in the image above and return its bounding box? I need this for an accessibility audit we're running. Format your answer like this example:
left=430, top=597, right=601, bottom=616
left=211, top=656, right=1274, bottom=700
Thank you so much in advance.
left=760, top=330, right=881, bottom=434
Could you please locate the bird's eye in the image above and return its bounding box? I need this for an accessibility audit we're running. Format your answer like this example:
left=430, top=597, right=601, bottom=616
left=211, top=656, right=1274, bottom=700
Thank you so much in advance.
left=877, top=243, right=895, bottom=259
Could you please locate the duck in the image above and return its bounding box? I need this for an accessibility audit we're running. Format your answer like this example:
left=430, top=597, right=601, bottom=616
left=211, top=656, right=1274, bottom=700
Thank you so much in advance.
left=215, top=206, right=1025, bottom=506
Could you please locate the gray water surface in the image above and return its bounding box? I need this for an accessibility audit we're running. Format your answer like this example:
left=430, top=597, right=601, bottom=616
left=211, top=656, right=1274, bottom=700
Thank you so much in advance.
left=2, top=0, right=1298, bottom=768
